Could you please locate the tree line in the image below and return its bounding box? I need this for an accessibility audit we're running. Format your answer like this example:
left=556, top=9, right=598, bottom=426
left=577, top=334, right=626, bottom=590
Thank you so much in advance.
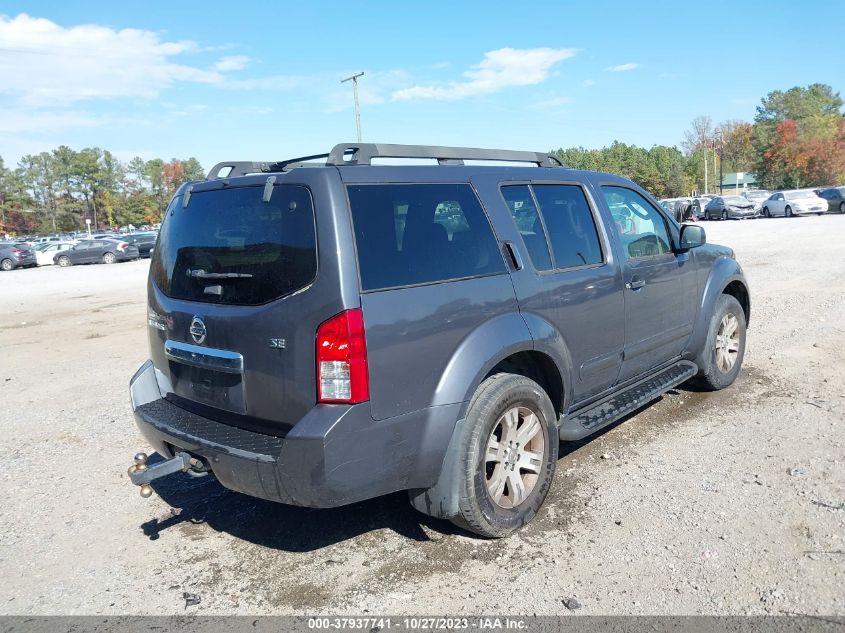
left=1, top=84, right=842, bottom=235
left=554, top=83, right=844, bottom=199
left=0, top=149, right=204, bottom=235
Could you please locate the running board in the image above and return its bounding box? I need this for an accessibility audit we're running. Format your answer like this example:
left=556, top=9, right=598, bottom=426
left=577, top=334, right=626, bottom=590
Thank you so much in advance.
left=558, top=361, right=698, bottom=441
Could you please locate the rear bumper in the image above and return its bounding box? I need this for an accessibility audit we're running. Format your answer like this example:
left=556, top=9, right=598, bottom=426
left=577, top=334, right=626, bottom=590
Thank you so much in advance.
left=129, top=359, right=460, bottom=507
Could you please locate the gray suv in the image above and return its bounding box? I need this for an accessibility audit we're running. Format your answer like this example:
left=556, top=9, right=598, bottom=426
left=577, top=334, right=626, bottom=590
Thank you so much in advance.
left=127, top=143, right=750, bottom=537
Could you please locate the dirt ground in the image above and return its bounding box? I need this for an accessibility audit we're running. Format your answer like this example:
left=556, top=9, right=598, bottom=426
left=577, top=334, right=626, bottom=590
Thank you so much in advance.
left=0, top=215, right=843, bottom=616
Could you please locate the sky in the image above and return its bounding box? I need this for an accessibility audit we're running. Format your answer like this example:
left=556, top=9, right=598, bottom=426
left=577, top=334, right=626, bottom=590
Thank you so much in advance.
left=1, top=0, right=844, bottom=171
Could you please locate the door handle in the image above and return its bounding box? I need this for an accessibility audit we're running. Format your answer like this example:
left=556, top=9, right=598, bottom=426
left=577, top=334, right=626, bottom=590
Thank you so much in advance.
left=626, top=278, right=646, bottom=290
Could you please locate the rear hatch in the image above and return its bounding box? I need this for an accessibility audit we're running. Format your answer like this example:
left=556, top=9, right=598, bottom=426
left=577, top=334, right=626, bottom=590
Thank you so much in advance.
left=146, top=171, right=351, bottom=436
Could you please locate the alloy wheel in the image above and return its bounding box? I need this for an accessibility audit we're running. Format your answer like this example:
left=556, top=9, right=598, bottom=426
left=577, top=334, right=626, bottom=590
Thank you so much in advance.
left=715, top=313, right=740, bottom=373
left=485, top=405, right=546, bottom=509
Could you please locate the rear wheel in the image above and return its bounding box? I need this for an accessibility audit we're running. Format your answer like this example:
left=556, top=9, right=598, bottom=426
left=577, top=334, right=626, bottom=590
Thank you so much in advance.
left=840, top=202, right=845, bottom=214
left=0, top=258, right=13, bottom=271
left=102, top=251, right=116, bottom=264
left=446, top=373, right=558, bottom=538
left=58, top=255, right=71, bottom=267
left=786, top=206, right=793, bottom=217
left=692, top=294, right=746, bottom=391
left=721, top=210, right=728, bottom=221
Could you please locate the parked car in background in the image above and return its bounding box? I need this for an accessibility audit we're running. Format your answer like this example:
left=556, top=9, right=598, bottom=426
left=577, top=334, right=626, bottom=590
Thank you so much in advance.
left=703, top=195, right=758, bottom=220
left=761, top=190, right=828, bottom=217
left=53, top=238, right=139, bottom=266
left=0, top=242, right=37, bottom=271
left=741, top=190, right=772, bottom=213
left=34, top=241, right=76, bottom=266
left=691, top=195, right=714, bottom=219
left=119, top=232, right=158, bottom=257
left=818, top=187, right=845, bottom=214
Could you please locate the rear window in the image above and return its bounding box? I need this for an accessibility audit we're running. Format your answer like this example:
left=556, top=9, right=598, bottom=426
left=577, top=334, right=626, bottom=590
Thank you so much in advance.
left=150, top=185, right=317, bottom=305
left=347, top=183, right=505, bottom=291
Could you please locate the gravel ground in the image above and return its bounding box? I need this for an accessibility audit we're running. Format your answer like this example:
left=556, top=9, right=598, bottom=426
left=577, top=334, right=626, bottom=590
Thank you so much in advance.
left=0, top=215, right=843, bottom=616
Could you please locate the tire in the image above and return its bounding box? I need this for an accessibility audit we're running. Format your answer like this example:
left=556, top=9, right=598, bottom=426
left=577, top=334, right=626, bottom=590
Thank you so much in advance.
left=58, top=256, right=71, bottom=267
left=446, top=373, right=558, bottom=538
left=0, top=258, right=13, bottom=271
left=102, top=251, right=116, bottom=264
left=721, top=210, right=728, bottom=221
left=839, top=202, right=845, bottom=214
left=786, top=206, right=793, bottom=217
left=763, top=207, right=771, bottom=218
left=692, top=294, right=747, bottom=391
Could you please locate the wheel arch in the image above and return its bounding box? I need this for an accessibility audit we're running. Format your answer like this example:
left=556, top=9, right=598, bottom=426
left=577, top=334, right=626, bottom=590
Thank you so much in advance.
left=433, top=311, right=571, bottom=421
left=688, top=258, right=750, bottom=363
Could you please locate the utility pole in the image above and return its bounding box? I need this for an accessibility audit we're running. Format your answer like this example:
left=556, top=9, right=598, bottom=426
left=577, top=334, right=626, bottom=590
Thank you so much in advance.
left=718, top=136, right=724, bottom=195
left=341, top=72, right=365, bottom=142
left=703, top=142, right=708, bottom=195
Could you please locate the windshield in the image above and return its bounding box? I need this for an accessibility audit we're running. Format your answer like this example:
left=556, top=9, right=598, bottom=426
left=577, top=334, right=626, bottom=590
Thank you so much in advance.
left=745, top=191, right=768, bottom=200
left=150, top=184, right=317, bottom=305
left=724, top=196, right=748, bottom=205
left=785, top=190, right=815, bottom=200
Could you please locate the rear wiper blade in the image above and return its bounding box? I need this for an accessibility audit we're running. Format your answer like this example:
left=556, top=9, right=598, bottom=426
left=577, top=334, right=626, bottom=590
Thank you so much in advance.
left=187, top=269, right=253, bottom=279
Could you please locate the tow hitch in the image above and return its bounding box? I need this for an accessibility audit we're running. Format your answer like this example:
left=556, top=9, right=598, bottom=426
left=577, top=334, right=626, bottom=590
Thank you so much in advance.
left=127, top=452, right=203, bottom=497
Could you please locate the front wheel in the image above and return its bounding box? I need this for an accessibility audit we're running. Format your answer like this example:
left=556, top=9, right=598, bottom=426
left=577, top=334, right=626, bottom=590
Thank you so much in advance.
left=763, top=207, right=771, bottom=218
left=0, top=258, right=13, bottom=271
left=102, top=252, right=116, bottom=264
left=58, top=255, right=71, bottom=267
left=448, top=373, right=558, bottom=538
left=839, top=202, right=845, bottom=214
left=786, top=206, right=793, bottom=217
left=692, top=294, right=747, bottom=391
left=721, top=210, right=728, bottom=221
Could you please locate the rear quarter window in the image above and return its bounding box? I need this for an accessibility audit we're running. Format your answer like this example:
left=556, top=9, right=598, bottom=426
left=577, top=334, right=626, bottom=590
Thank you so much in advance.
left=150, top=185, right=317, bottom=305
left=347, top=183, right=505, bottom=291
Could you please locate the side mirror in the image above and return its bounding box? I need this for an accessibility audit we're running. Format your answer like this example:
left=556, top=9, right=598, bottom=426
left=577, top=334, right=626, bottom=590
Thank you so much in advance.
left=679, top=224, right=706, bottom=250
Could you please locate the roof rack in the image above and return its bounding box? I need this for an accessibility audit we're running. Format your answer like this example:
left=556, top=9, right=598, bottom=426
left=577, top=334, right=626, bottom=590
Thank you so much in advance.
left=206, top=153, right=330, bottom=180
left=206, top=143, right=564, bottom=179
left=326, top=143, right=564, bottom=167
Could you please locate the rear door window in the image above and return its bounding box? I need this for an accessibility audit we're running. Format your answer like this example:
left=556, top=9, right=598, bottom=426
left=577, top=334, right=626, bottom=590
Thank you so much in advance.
left=150, top=185, right=317, bottom=305
left=532, top=185, right=604, bottom=269
left=347, top=183, right=505, bottom=291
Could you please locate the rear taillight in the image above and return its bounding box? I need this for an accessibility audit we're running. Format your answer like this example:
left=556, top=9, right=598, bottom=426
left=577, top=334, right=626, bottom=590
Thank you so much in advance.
left=117, top=242, right=128, bottom=252
left=316, top=309, right=369, bottom=403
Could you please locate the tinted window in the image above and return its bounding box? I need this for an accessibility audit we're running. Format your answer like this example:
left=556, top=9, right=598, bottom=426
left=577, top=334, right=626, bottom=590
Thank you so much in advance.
left=500, top=185, right=552, bottom=271
left=151, top=185, right=317, bottom=305
left=347, top=183, right=505, bottom=291
left=533, top=185, right=603, bottom=268
left=602, top=186, right=672, bottom=259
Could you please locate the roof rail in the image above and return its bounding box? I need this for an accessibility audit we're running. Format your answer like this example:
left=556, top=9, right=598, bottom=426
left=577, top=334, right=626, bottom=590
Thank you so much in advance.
left=326, top=143, right=565, bottom=167
left=206, top=144, right=565, bottom=179
left=206, top=153, right=331, bottom=180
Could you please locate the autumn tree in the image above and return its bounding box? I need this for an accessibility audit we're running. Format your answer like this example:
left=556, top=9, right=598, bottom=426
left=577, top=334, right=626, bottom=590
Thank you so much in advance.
left=754, top=83, right=845, bottom=188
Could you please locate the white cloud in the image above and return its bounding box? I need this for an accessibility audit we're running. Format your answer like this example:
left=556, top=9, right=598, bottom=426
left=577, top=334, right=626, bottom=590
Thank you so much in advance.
left=604, top=63, right=640, bottom=72
left=392, top=47, right=576, bottom=101
left=0, top=14, right=245, bottom=105
left=214, top=55, right=249, bottom=72
left=581, top=79, right=596, bottom=87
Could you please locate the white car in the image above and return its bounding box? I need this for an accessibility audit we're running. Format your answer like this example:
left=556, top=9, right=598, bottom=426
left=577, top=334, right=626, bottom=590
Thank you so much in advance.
left=761, top=190, right=828, bottom=217
left=33, top=241, right=75, bottom=266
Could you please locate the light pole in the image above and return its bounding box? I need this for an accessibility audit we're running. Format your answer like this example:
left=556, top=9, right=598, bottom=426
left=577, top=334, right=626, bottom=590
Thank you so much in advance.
left=341, top=72, right=365, bottom=142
